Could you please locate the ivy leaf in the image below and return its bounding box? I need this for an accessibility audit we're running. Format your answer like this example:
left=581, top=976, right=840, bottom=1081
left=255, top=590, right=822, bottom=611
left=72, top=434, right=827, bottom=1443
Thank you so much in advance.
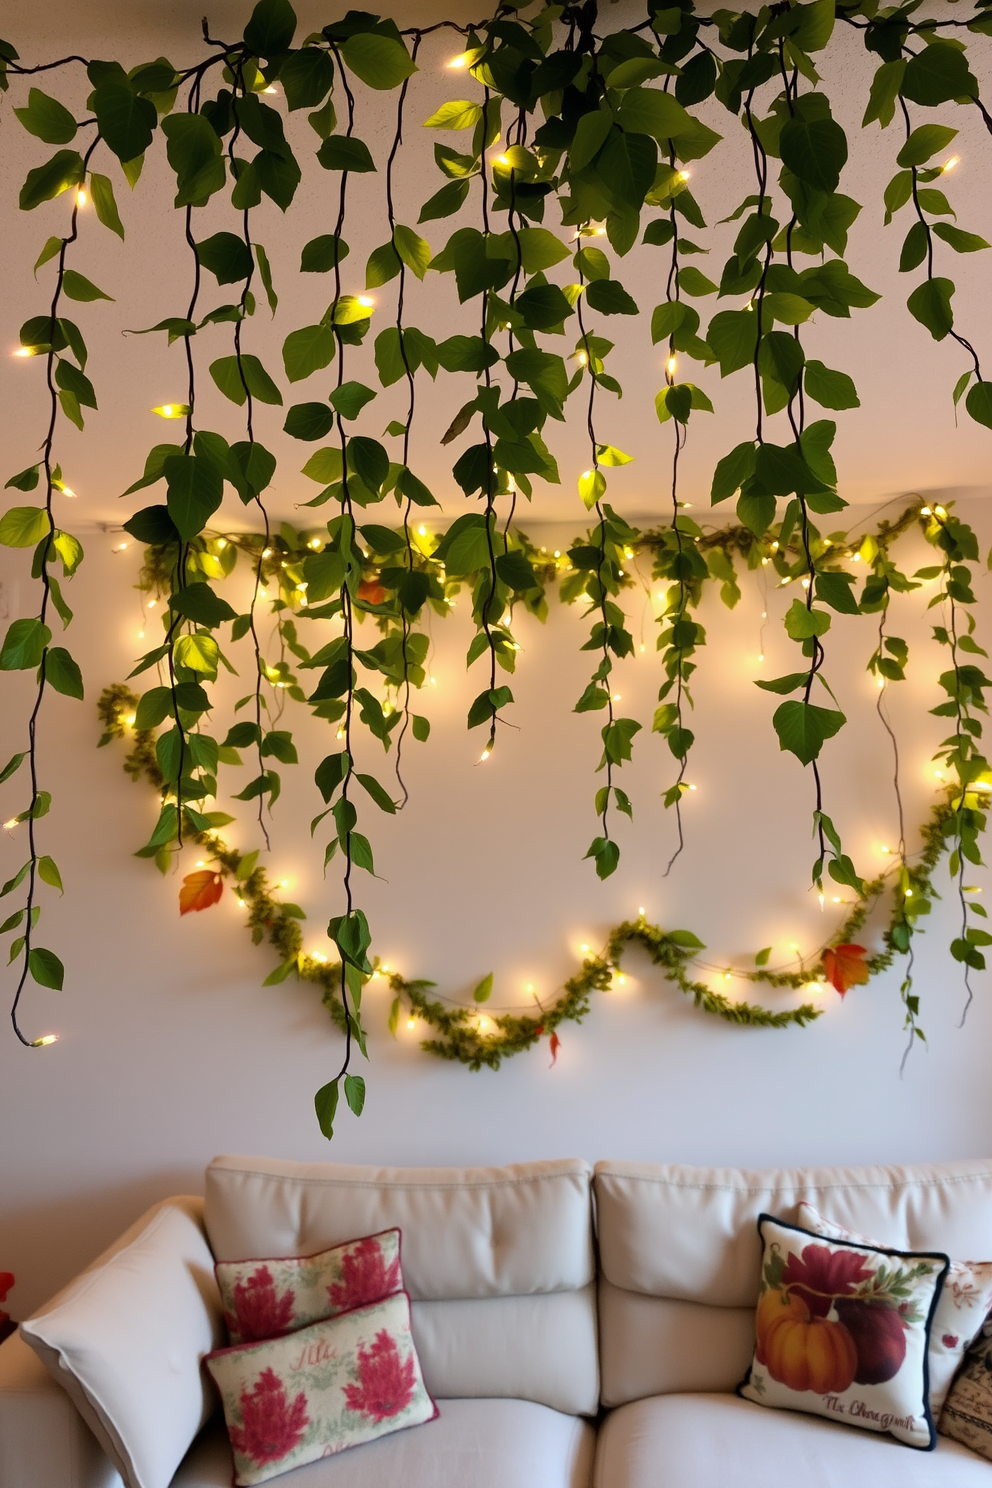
left=780, top=116, right=848, bottom=193
left=393, top=224, right=431, bottom=279
left=92, top=81, right=157, bottom=163
left=314, top=1076, right=339, bottom=1139
left=0, top=618, right=51, bottom=671
left=0, top=507, right=50, bottom=548
left=179, top=869, right=223, bottom=915
left=161, top=112, right=224, bottom=206
left=284, top=402, right=335, bottom=441
left=616, top=87, right=693, bottom=142
left=90, top=172, right=124, bottom=238
left=44, top=647, right=84, bottom=699
left=38, top=855, right=63, bottom=893
left=585, top=278, right=640, bottom=313
left=19, top=149, right=84, bottom=210
left=901, top=42, right=977, bottom=107
left=62, top=269, right=114, bottom=303
left=473, top=972, right=494, bottom=1003
left=585, top=835, right=620, bottom=880
left=281, top=324, right=336, bottom=383
left=340, top=33, right=417, bottom=90
left=772, top=699, right=845, bottom=764
left=28, top=947, right=64, bottom=990
left=279, top=46, right=334, bottom=110
left=784, top=599, right=831, bottom=639
left=965, top=382, right=992, bottom=431
left=197, top=232, right=253, bottom=284
left=171, top=584, right=237, bottom=627
left=907, top=277, right=954, bottom=341
left=896, top=124, right=958, bottom=168
left=317, top=135, right=376, bottom=172
left=210, top=353, right=284, bottom=405
left=243, top=0, right=297, bottom=55
left=419, top=179, right=470, bottom=222
left=932, top=223, right=990, bottom=255
left=804, top=360, right=859, bottom=410
left=301, top=234, right=350, bottom=272
left=164, top=453, right=223, bottom=541
left=344, top=1073, right=366, bottom=1117
left=754, top=672, right=809, bottom=695
left=14, top=88, right=77, bottom=144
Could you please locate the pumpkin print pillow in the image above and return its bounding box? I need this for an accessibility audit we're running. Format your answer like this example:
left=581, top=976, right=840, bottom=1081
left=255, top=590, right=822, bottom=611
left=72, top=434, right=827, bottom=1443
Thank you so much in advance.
left=206, top=1290, right=438, bottom=1486
left=738, top=1213, right=949, bottom=1449
left=216, top=1229, right=402, bottom=1345
left=796, top=1200, right=992, bottom=1417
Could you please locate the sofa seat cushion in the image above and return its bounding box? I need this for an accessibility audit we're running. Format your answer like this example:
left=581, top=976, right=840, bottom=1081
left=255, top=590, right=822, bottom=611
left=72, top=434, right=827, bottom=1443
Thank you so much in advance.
left=176, top=1399, right=595, bottom=1488
left=594, top=1394, right=992, bottom=1487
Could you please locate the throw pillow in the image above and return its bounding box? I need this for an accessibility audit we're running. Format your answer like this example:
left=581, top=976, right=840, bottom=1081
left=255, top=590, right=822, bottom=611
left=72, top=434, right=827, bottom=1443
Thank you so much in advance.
left=738, top=1212, right=949, bottom=1449
left=940, top=1318, right=992, bottom=1460
left=216, top=1228, right=402, bottom=1344
left=205, top=1290, right=438, bottom=1486
left=796, top=1200, right=992, bottom=1416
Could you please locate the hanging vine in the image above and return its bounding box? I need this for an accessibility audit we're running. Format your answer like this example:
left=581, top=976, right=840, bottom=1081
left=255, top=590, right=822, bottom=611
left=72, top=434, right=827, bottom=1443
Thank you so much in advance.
left=2, top=0, right=992, bottom=1135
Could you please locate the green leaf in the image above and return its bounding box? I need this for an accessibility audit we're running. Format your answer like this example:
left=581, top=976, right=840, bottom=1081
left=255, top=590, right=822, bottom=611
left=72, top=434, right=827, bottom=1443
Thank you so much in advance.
left=419, top=179, right=470, bottom=222
left=344, top=1072, right=366, bottom=1117
left=14, top=88, right=77, bottom=144
left=348, top=436, right=389, bottom=492
left=779, top=116, right=847, bottom=193
left=263, top=958, right=297, bottom=985
left=772, top=699, right=845, bottom=764
left=586, top=278, right=640, bottom=313
left=754, top=671, right=809, bottom=695
left=0, top=618, right=51, bottom=671
left=568, top=109, right=613, bottom=171
left=803, top=360, right=859, bottom=410
left=711, top=441, right=756, bottom=504
left=161, top=112, right=224, bottom=206
left=341, top=32, right=417, bottom=90
left=933, top=223, right=990, bottom=255
left=579, top=468, right=607, bottom=509
left=901, top=42, right=977, bottom=107
left=90, top=172, right=124, bottom=238
left=19, top=149, right=83, bottom=210
left=676, top=266, right=717, bottom=298
left=412, top=714, right=430, bottom=742
left=301, top=234, right=350, bottom=272
left=616, top=86, right=694, bottom=142
left=279, top=46, right=334, bottom=110
left=365, top=242, right=401, bottom=288
left=164, top=453, right=223, bottom=541
left=62, top=270, right=114, bottom=303
left=243, top=0, right=297, bottom=54
left=424, top=99, right=481, bottom=130
left=284, top=402, right=335, bottom=441
left=0, top=506, right=49, bottom=548
left=210, top=354, right=284, bottom=405
left=197, top=231, right=253, bottom=284
left=93, top=80, right=157, bottom=163
left=171, top=583, right=237, bottom=627
left=317, top=134, right=376, bottom=172
left=44, top=647, right=83, bottom=699
left=314, top=1076, right=339, bottom=1138
left=815, top=571, right=859, bottom=614
left=282, top=324, right=336, bottom=383
left=356, top=773, right=397, bottom=814
left=907, top=277, right=954, bottom=341
left=965, top=382, right=992, bottom=431
left=5, top=466, right=40, bottom=492
left=0, top=752, right=26, bottom=785
left=33, top=237, right=63, bottom=275
left=29, top=946, right=64, bottom=990
left=473, top=972, right=494, bottom=1004
left=755, top=946, right=773, bottom=967
left=393, top=224, right=431, bottom=279
left=585, top=835, right=620, bottom=880
left=784, top=599, right=831, bottom=639
left=329, top=381, right=376, bottom=420
left=896, top=124, right=958, bottom=168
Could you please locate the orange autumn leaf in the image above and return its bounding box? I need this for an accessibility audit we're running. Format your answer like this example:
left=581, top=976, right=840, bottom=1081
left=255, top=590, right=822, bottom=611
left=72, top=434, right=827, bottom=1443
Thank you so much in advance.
left=179, top=870, right=224, bottom=916
left=549, top=1031, right=561, bottom=1067
left=357, top=578, right=387, bottom=607
left=822, top=943, right=870, bottom=997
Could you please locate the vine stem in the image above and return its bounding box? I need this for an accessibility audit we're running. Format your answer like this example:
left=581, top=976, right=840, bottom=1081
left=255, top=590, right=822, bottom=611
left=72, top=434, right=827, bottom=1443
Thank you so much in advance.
left=662, top=152, right=688, bottom=877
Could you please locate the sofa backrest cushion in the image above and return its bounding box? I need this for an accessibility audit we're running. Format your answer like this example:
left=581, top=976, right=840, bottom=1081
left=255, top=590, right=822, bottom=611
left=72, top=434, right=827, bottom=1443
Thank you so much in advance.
left=594, top=1158, right=992, bottom=1407
left=19, top=1197, right=224, bottom=1488
left=205, top=1155, right=598, bottom=1415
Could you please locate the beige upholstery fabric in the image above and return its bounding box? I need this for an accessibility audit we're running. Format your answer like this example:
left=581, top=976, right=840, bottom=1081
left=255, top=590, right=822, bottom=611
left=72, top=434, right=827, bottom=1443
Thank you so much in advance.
left=20, top=1197, right=224, bottom=1488
left=593, top=1394, right=992, bottom=1487
left=597, top=1280, right=754, bottom=1408
left=0, top=1329, right=123, bottom=1488
left=205, top=1156, right=598, bottom=1415
left=594, top=1159, right=992, bottom=1405
left=175, top=1399, right=596, bottom=1488
left=413, top=1286, right=599, bottom=1415
left=205, top=1155, right=594, bottom=1295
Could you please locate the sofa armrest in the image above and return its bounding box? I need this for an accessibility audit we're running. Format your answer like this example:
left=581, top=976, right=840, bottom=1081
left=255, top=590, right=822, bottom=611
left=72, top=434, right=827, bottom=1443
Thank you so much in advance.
left=0, top=1329, right=122, bottom=1488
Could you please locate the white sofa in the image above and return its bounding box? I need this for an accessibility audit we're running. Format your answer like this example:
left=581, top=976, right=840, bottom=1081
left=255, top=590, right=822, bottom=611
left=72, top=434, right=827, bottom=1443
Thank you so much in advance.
left=3, top=1154, right=992, bottom=1487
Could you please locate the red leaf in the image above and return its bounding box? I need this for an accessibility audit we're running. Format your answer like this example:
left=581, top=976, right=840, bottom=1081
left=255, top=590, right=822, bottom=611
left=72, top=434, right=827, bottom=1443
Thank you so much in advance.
left=549, top=1031, right=560, bottom=1067
left=822, top=943, right=870, bottom=996
left=179, top=870, right=223, bottom=915
left=0, top=1272, right=13, bottom=1305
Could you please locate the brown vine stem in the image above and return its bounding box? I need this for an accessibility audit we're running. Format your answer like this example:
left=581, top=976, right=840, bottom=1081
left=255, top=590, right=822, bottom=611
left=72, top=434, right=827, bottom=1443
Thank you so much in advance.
left=478, top=84, right=501, bottom=763
left=662, top=150, right=688, bottom=879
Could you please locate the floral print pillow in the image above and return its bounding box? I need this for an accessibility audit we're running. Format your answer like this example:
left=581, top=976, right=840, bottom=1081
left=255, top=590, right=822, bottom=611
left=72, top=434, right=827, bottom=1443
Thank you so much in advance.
left=738, top=1213, right=949, bottom=1449
left=796, top=1201, right=992, bottom=1415
left=216, top=1229, right=403, bottom=1345
left=206, top=1291, right=438, bottom=1486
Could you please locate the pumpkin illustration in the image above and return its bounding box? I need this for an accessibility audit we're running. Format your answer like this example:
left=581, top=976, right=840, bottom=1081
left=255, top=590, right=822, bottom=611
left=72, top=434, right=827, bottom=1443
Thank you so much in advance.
left=755, top=1286, right=808, bottom=1364
left=763, top=1301, right=858, bottom=1394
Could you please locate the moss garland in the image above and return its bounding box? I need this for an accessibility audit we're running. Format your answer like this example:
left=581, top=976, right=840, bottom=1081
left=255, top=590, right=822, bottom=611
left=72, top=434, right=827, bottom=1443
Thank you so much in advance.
left=97, top=681, right=962, bottom=1070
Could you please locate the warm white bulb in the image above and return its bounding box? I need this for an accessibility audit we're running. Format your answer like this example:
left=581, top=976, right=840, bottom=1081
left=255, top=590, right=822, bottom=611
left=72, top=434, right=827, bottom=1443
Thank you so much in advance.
left=666, top=355, right=677, bottom=377
left=358, top=295, right=375, bottom=308
left=678, top=169, right=691, bottom=182
left=942, top=156, right=960, bottom=172
left=76, top=189, right=87, bottom=207
left=32, top=1033, right=58, bottom=1046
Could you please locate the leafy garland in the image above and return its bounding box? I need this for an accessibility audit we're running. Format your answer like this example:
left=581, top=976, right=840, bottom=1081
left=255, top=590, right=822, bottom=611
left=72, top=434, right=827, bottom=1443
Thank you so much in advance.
left=2, top=0, right=991, bottom=1134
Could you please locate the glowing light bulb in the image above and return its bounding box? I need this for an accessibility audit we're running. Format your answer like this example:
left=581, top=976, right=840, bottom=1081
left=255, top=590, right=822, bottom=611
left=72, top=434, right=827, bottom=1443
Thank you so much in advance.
left=688, top=783, right=697, bottom=791
left=724, top=971, right=733, bottom=981
left=14, top=347, right=34, bottom=357
left=147, top=599, right=157, bottom=608
left=313, top=951, right=328, bottom=963
left=417, top=525, right=427, bottom=537
left=678, top=170, right=691, bottom=182
left=666, top=355, right=677, bottom=377
left=758, top=653, right=764, bottom=662
left=262, top=547, right=273, bottom=558
left=934, top=504, right=947, bottom=518
left=580, top=943, right=591, bottom=954
left=577, top=351, right=588, bottom=366
left=640, top=643, right=646, bottom=653
left=761, top=556, right=770, bottom=566
left=137, top=630, right=144, bottom=640
left=919, top=506, right=932, bottom=517
left=612, top=692, right=621, bottom=702
left=124, top=713, right=136, bottom=728
left=357, top=295, right=375, bottom=308
left=877, top=677, right=885, bottom=689
left=616, top=974, right=626, bottom=986
left=448, top=52, right=471, bottom=68
left=117, top=542, right=128, bottom=551
left=216, top=538, right=227, bottom=549
left=336, top=727, right=346, bottom=740
left=76, top=188, right=87, bottom=207
left=406, top=1016, right=416, bottom=1030
left=638, top=906, right=645, bottom=917
left=3, top=818, right=18, bottom=830
left=942, top=156, right=960, bottom=173
left=308, top=538, right=321, bottom=549
left=31, top=1033, right=58, bottom=1046
left=881, top=844, right=892, bottom=855
left=494, top=154, right=509, bottom=166
left=279, top=879, right=290, bottom=889
left=905, top=889, right=913, bottom=898
left=60, top=486, right=76, bottom=498
left=480, top=747, right=491, bottom=762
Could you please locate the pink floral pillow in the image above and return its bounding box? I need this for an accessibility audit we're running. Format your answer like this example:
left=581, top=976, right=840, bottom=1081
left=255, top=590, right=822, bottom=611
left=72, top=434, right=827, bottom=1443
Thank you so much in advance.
left=797, top=1202, right=992, bottom=1416
left=205, top=1291, right=437, bottom=1486
left=216, top=1229, right=402, bottom=1345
